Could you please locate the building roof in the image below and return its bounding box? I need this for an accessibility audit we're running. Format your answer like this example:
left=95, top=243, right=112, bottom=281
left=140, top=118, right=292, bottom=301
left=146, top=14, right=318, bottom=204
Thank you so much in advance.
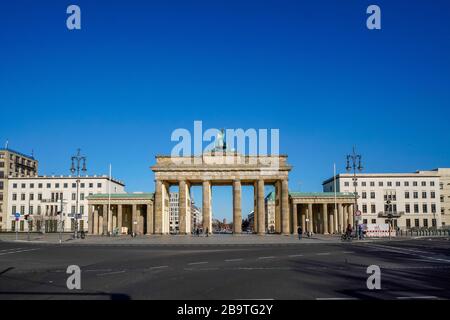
left=7, top=175, right=125, bottom=186
left=87, top=193, right=154, bottom=200
left=289, top=192, right=355, bottom=198
left=0, top=148, right=35, bottom=160
left=322, top=172, right=440, bottom=185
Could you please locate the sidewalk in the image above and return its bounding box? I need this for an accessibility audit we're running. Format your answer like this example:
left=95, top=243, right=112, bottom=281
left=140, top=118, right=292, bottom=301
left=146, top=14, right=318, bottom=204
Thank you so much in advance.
left=1, top=232, right=447, bottom=246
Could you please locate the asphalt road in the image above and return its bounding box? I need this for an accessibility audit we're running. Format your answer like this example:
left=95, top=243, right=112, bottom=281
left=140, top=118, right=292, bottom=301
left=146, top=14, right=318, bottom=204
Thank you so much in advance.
left=0, top=237, right=449, bottom=300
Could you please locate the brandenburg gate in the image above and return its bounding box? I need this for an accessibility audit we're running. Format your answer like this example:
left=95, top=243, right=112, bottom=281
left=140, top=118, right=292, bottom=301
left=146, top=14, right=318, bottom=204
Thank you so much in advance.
left=151, top=152, right=292, bottom=235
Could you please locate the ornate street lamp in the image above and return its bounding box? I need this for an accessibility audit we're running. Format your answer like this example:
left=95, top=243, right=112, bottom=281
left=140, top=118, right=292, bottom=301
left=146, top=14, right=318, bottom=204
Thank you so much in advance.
left=70, top=148, right=87, bottom=238
left=346, top=147, right=363, bottom=238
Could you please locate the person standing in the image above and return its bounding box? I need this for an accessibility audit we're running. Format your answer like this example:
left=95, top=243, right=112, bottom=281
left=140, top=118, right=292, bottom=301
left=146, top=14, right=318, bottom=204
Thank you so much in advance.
left=297, top=226, right=303, bottom=240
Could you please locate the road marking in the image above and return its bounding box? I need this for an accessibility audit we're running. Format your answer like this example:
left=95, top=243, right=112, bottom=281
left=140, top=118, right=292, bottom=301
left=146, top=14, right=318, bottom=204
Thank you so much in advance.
left=188, top=261, right=208, bottom=265
left=364, top=244, right=450, bottom=263
left=97, top=270, right=126, bottom=276
left=342, top=251, right=354, bottom=254
left=0, top=248, right=39, bottom=256
left=288, top=254, right=303, bottom=257
left=85, top=269, right=113, bottom=272
left=149, top=265, right=169, bottom=270
left=316, top=297, right=358, bottom=300
left=316, top=252, right=330, bottom=256
left=258, top=256, right=275, bottom=259
left=396, top=296, right=439, bottom=300
left=0, top=248, right=24, bottom=252
left=225, top=258, right=243, bottom=262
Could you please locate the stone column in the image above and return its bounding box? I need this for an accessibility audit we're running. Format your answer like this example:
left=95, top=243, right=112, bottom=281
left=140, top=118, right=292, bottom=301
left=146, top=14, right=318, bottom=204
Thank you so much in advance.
left=232, top=179, right=242, bottom=234
left=329, top=210, right=334, bottom=234
left=333, top=206, right=338, bottom=234
left=308, top=203, right=313, bottom=234
left=88, top=205, right=94, bottom=234
left=154, top=180, right=163, bottom=234
left=253, top=181, right=258, bottom=233
left=132, top=204, right=137, bottom=234
left=107, top=204, right=112, bottom=233
left=274, top=181, right=281, bottom=233
left=322, top=203, right=329, bottom=234
left=102, top=204, right=108, bottom=235
left=292, top=202, right=298, bottom=234
left=202, top=180, right=211, bottom=234
left=281, top=179, right=290, bottom=235
left=179, top=180, right=188, bottom=234
left=117, top=204, right=122, bottom=232
left=146, top=203, right=153, bottom=235
left=338, top=203, right=344, bottom=233
left=257, top=179, right=265, bottom=235
left=301, top=205, right=306, bottom=233
left=93, top=207, right=99, bottom=235
left=348, top=204, right=354, bottom=227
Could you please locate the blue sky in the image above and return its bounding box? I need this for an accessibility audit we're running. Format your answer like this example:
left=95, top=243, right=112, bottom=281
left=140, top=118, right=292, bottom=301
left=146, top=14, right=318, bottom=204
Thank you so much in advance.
left=1, top=0, right=449, bottom=220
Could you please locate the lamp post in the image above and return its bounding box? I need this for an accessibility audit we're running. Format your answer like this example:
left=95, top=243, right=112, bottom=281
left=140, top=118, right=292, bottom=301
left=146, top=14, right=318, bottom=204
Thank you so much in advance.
left=70, top=149, right=87, bottom=239
left=346, top=147, right=363, bottom=239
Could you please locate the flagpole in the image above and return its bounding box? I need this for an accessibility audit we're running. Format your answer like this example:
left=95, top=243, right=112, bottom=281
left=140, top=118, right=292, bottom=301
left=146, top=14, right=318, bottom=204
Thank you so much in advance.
left=334, top=163, right=338, bottom=233
left=108, top=164, right=112, bottom=235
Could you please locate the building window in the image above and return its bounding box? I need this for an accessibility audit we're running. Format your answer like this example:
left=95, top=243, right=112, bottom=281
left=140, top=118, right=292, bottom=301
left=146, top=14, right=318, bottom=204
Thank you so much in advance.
left=30, top=193, right=34, bottom=201
left=72, top=183, right=76, bottom=188
left=71, top=206, right=76, bottom=213
left=89, top=183, right=93, bottom=188
left=413, top=181, right=418, bottom=187
left=20, top=206, right=25, bottom=214
left=405, top=192, right=409, bottom=199
left=80, top=193, right=84, bottom=201
left=12, top=205, right=16, bottom=214
left=64, top=183, right=68, bottom=188
left=47, top=183, right=51, bottom=188
left=362, top=192, right=367, bottom=199
left=371, top=219, right=376, bottom=224
left=431, top=204, right=436, bottom=213
left=55, top=183, right=60, bottom=188
left=422, top=192, right=427, bottom=199
left=421, top=181, right=426, bottom=187
left=12, top=193, right=17, bottom=201
left=344, top=182, right=349, bottom=187
left=361, top=182, right=366, bottom=187
left=396, top=181, right=400, bottom=187
left=430, top=181, right=435, bottom=187
left=405, top=204, right=410, bottom=213
left=370, top=181, right=375, bottom=187
left=378, top=182, right=383, bottom=187
left=414, top=219, right=420, bottom=227
left=38, top=183, right=42, bottom=188
left=371, top=204, right=376, bottom=213
left=72, top=193, right=76, bottom=201
left=432, top=219, right=437, bottom=227
left=363, top=219, right=367, bottom=224
left=414, top=204, right=419, bottom=213
left=404, top=181, right=409, bottom=187
left=413, top=192, right=418, bottom=199
left=362, top=204, right=367, bottom=213
left=431, top=192, right=435, bottom=199
left=30, top=183, right=34, bottom=188
left=21, top=194, right=25, bottom=201
left=37, top=206, right=41, bottom=215
left=80, top=205, right=84, bottom=214
left=29, top=206, right=33, bottom=215
left=370, top=192, right=375, bottom=199
left=38, top=193, right=42, bottom=200
left=423, top=219, right=428, bottom=227
left=387, top=181, right=392, bottom=187
left=13, top=183, right=17, bottom=188
left=406, top=219, right=411, bottom=228
left=97, top=183, right=102, bottom=188
left=422, top=204, right=428, bottom=213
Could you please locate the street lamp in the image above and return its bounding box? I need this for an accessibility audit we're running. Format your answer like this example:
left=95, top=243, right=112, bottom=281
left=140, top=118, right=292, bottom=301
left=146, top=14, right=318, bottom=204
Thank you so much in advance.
left=346, top=147, right=363, bottom=238
left=70, top=148, right=87, bottom=239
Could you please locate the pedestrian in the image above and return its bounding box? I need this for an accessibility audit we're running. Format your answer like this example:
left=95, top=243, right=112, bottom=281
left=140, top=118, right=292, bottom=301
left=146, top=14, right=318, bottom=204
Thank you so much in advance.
left=206, top=227, right=209, bottom=237
left=297, top=226, right=302, bottom=240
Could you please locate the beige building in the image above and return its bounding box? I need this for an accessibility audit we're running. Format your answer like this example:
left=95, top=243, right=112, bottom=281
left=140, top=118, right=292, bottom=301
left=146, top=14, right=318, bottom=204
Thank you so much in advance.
left=417, top=168, right=450, bottom=227
left=0, top=148, right=38, bottom=231
left=265, top=192, right=276, bottom=233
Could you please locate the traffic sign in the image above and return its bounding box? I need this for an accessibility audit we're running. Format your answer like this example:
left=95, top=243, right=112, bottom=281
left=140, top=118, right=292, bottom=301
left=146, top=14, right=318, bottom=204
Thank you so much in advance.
left=14, top=212, right=21, bottom=221
left=355, top=210, right=362, bottom=216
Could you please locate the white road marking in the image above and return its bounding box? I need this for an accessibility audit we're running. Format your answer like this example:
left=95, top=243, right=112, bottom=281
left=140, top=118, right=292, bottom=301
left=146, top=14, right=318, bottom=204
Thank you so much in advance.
left=288, top=254, right=303, bottom=257
left=364, top=244, right=450, bottom=263
left=0, top=248, right=24, bottom=252
left=188, top=261, right=208, bottom=265
left=316, top=297, right=358, bottom=300
left=85, top=269, right=113, bottom=272
left=0, top=248, right=39, bottom=256
left=316, top=252, right=331, bottom=256
left=225, top=258, right=244, bottom=262
left=97, top=270, right=126, bottom=276
left=342, top=251, right=354, bottom=254
left=396, top=296, right=439, bottom=300
left=149, top=265, right=169, bottom=270
left=258, top=256, right=275, bottom=259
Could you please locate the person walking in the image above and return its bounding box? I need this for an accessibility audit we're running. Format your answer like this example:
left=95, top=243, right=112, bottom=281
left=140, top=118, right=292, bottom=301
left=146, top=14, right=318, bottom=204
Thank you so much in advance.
left=297, top=226, right=303, bottom=240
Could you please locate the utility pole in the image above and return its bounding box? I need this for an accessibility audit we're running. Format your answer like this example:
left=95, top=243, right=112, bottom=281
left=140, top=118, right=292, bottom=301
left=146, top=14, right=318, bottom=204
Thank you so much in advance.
left=346, top=147, right=363, bottom=239
left=70, top=149, right=87, bottom=239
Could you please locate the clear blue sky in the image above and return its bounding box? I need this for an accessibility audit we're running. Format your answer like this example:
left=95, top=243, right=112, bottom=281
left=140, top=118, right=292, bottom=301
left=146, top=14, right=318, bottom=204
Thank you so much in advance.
left=1, top=0, right=449, bottom=220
